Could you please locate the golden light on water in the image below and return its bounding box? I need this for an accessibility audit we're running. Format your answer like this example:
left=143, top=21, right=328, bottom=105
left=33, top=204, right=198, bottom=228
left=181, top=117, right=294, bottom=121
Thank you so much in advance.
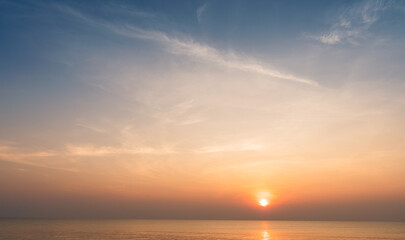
left=261, top=231, right=271, bottom=240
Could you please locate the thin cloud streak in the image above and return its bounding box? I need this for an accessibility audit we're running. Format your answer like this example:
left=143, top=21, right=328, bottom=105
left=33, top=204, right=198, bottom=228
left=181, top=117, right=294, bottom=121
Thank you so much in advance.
left=65, top=144, right=177, bottom=156
left=0, top=144, right=77, bottom=172
left=57, top=4, right=319, bottom=87
left=197, top=3, right=207, bottom=23
left=195, top=142, right=264, bottom=154
left=113, top=26, right=319, bottom=86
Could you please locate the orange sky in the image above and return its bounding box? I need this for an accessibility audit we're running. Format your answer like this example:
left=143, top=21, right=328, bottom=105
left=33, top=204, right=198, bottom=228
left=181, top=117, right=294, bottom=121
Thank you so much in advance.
left=1, top=0, right=405, bottom=221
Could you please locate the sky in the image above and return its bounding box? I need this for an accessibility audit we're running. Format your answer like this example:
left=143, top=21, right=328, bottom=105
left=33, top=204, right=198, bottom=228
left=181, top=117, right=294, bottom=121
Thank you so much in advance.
left=0, top=0, right=405, bottom=221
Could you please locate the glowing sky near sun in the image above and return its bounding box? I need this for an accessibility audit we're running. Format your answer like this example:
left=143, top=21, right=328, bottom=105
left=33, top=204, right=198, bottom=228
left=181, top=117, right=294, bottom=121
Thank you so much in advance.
left=0, top=0, right=405, bottom=220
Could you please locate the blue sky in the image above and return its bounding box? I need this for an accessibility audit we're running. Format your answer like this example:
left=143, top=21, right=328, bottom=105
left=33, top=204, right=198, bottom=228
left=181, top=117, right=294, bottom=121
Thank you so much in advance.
left=1, top=0, right=405, bottom=220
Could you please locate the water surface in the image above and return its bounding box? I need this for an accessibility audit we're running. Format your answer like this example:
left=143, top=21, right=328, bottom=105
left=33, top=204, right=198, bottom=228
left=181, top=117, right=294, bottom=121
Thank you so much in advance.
left=0, top=220, right=404, bottom=240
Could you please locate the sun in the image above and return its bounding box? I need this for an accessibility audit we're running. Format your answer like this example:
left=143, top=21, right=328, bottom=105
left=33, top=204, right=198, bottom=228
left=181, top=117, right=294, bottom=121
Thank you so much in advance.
left=254, top=191, right=273, bottom=207
left=258, top=198, right=269, bottom=207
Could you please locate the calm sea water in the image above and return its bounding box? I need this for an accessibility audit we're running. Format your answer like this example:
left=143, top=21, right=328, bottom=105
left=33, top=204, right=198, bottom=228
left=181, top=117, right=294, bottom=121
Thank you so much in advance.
left=0, top=220, right=404, bottom=240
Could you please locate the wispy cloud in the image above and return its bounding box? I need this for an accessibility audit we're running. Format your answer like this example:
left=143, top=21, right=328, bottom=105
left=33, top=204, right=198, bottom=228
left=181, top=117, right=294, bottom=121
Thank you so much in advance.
left=316, top=31, right=342, bottom=45
left=313, top=0, right=390, bottom=45
left=0, top=144, right=76, bottom=172
left=0, top=144, right=56, bottom=158
left=56, top=4, right=318, bottom=86
left=195, top=141, right=264, bottom=153
left=197, top=3, right=207, bottom=23
left=112, top=26, right=318, bottom=86
left=150, top=100, right=206, bottom=126
left=75, top=120, right=109, bottom=134
left=66, top=144, right=177, bottom=156
left=102, top=2, right=158, bottom=19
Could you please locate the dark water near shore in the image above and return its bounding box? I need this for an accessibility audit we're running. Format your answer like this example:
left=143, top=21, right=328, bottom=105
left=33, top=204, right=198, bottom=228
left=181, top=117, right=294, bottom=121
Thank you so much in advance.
left=0, top=220, right=404, bottom=240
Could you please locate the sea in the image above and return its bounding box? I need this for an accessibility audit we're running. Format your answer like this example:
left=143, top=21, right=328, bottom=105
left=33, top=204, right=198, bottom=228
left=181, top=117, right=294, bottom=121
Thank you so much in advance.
left=0, top=220, right=404, bottom=240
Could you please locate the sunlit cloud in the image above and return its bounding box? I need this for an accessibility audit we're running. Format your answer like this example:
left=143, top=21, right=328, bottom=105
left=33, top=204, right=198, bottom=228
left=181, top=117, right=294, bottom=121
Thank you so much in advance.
left=0, top=144, right=56, bottom=159
left=196, top=141, right=264, bottom=153
left=0, top=143, right=76, bottom=172
left=65, top=144, right=177, bottom=156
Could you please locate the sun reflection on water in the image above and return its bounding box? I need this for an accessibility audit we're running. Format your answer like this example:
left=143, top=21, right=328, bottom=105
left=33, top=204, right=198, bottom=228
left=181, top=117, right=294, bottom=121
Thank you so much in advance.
left=261, top=231, right=270, bottom=240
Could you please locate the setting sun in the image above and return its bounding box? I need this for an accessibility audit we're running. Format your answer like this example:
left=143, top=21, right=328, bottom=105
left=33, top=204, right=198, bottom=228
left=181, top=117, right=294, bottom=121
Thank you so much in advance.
left=259, top=199, right=269, bottom=207
left=255, top=191, right=273, bottom=207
